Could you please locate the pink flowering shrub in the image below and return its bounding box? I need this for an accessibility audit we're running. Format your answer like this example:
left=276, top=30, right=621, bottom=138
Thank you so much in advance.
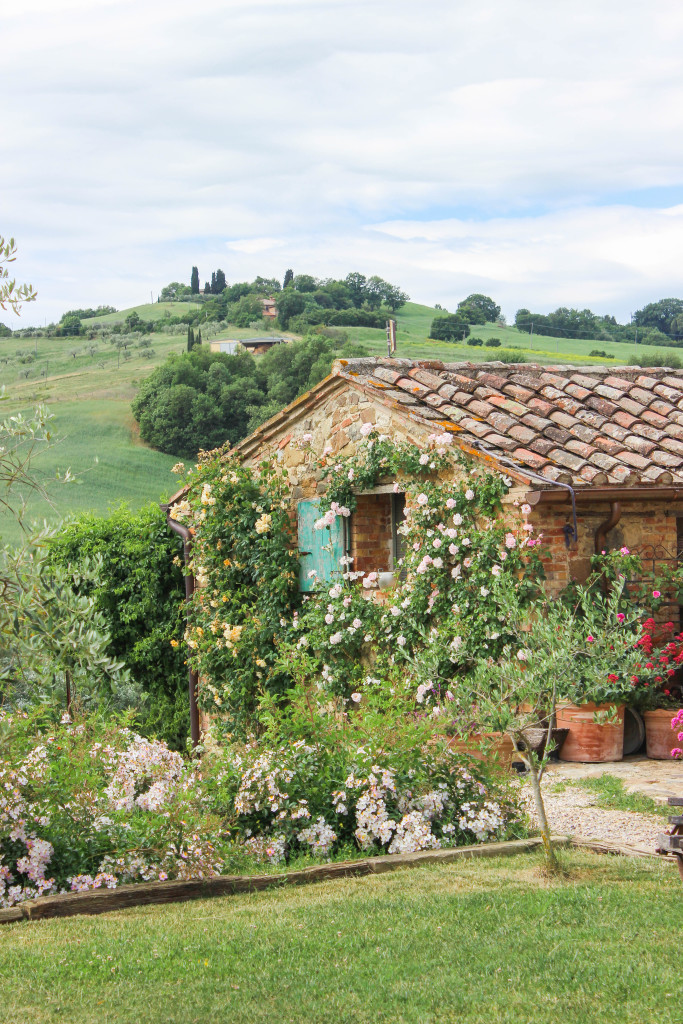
left=671, top=709, right=683, bottom=758
left=0, top=710, right=226, bottom=907
left=203, top=729, right=513, bottom=864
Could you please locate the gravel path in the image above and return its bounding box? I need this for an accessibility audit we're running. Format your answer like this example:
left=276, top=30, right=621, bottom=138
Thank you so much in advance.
left=521, top=779, right=667, bottom=853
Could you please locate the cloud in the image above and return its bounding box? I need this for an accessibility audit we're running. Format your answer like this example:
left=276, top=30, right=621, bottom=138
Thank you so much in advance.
left=2, top=0, right=683, bottom=327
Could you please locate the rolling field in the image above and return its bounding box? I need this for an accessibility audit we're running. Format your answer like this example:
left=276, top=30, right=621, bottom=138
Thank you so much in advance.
left=80, top=301, right=205, bottom=324
left=345, top=302, right=659, bottom=366
left=0, top=400, right=181, bottom=547
left=0, top=298, right=673, bottom=543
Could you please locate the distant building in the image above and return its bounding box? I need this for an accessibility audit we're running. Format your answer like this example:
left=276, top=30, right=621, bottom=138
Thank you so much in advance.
left=210, top=337, right=288, bottom=357
left=261, top=298, right=278, bottom=320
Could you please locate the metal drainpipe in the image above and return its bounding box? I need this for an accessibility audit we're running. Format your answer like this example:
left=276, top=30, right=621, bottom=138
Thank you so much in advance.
left=595, top=501, right=621, bottom=594
left=162, top=506, right=200, bottom=749
left=594, top=501, right=621, bottom=556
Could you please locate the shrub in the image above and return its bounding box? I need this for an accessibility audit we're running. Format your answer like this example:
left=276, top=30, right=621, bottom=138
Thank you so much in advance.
left=47, top=505, right=188, bottom=748
left=429, top=315, right=470, bottom=342
left=496, top=350, right=527, bottom=363
left=630, top=351, right=682, bottom=368
left=467, top=337, right=483, bottom=347
left=485, top=338, right=501, bottom=348
left=0, top=704, right=520, bottom=906
left=589, top=349, right=614, bottom=359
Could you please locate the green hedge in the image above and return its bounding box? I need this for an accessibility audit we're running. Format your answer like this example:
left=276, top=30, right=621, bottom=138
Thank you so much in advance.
left=48, top=504, right=189, bottom=748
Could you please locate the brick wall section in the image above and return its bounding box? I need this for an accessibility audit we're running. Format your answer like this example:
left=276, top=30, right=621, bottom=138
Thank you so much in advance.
left=351, top=493, right=393, bottom=574
left=529, top=502, right=683, bottom=617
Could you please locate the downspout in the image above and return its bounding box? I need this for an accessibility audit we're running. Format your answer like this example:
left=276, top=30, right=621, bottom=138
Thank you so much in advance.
left=594, top=501, right=621, bottom=594
left=162, top=506, right=200, bottom=749
left=594, top=501, right=621, bottom=556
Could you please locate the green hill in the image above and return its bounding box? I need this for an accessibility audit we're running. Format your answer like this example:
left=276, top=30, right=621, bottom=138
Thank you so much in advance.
left=0, top=297, right=674, bottom=544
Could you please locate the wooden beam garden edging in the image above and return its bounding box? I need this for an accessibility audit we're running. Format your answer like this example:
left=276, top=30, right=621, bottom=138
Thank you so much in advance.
left=0, top=836, right=568, bottom=925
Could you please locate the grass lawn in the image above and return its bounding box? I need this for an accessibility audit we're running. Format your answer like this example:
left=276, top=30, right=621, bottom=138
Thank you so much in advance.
left=0, top=849, right=679, bottom=1024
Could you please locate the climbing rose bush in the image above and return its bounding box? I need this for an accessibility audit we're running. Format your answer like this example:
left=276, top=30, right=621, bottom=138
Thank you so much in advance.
left=175, top=432, right=544, bottom=728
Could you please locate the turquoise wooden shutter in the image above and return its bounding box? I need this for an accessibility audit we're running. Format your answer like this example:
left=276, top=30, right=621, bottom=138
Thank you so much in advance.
left=298, top=499, right=346, bottom=592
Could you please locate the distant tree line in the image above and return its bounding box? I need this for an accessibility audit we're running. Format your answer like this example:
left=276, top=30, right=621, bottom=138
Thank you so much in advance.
left=513, top=298, right=683, bottom=347
left=157, top=268, right=409, bottom=333
left=430, top=293, right=683, bottom=349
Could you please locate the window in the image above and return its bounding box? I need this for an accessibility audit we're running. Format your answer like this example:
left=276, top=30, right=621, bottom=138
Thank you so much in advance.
left=297, top=498, right=348, bottom=592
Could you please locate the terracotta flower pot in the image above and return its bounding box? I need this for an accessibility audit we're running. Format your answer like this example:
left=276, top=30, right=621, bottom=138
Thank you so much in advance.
left=447, top=731, right=516, bottom=764
left=555, top=702, right=625, bottom=763
left=643, top=708, right=683, bottom=760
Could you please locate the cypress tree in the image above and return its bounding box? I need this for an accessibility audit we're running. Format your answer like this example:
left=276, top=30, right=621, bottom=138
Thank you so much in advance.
left=195, top=328, right=202, bottom=347
left=215, top=269, right=226, bottom=293
left=283, top=268, right=294, bottom=289
left=204, top=281, right=211, bottom=294
left=210, top=272, right=217, bottom=294
left=190, top=266, right=199, bottom=294
left=187, top=326, right=194, bottom=352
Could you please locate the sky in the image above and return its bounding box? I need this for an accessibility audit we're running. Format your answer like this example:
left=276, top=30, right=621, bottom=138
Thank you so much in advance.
left=3, top=0, right=683, bottom=328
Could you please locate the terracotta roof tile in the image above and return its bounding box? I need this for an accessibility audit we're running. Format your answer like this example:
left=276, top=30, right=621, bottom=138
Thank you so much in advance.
left=334, top=359, right=683, bottom=488
left=579, top=465, right=608, bottom=484
left=528, top=396, right=555, bottom=417
left=407, top=367, right=446, bottom=390
left=604, top=375, right=637, bottom=390
left=488, top=410, right=518, bottom=434
left=619, top=450, right=652, bottom=471
left=549, top=410, right=580, bottom=430
left=568, top=422, right=598, bottom=443
left=650, top=398, right=676, bottom=417
left=654, top=383, right=683, bottom=403
left=564, top=382, right=591, bottom=401
left=396, top=376, right=429, bottom=396
left=511, top=447, right=552, bottom=471
left=458, top=417, right=493, bottom=437
left=575, top=408, right=607, bottom=430
left=521, top=412, right=553, bottom=432
left=503, top=383, right=535, bottom=403
left=586, top=395, right=620, bottom=418
left=508, top=423, right=537, bottom=444
left=622, top=434, right=657, bottom=457
left=635, top=374, right=661, bottom=389
left=549, top=448, right=588, bottom=472
left=594, top=383, right=625, bottom=402
left=617, top=396, right=647, bottom=418
left=629, top=386, right=656, bottom=407
left=602, top=422, right=629, bottom=442
left=592, top=435, right=623, bottom=454
left=613, top=410, right=637, bottom=430
left=529, top=437, right=555, bottom=456
left=565, top=439, right=597, bottom=460
left=641, top=409, right=670, bottom=429
left=544, top=425, right=572, bottom=445
left=570, top=373, right=602, bottom=389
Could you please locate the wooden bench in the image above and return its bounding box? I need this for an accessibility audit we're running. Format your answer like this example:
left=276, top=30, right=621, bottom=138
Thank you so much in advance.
left=656, top=797, right=683, bottom=881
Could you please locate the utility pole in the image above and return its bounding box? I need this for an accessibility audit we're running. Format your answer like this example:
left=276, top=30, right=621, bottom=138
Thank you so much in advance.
left=529, top=322, right=533, bottom=349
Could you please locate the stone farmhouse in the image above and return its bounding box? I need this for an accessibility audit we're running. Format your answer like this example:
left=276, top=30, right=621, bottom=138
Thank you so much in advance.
left=228, top=358, right=683, bottom=602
